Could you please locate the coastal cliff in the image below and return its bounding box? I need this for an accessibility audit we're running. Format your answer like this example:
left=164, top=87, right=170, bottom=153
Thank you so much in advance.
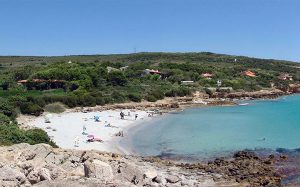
left=0, top=143, right=282, bottom=187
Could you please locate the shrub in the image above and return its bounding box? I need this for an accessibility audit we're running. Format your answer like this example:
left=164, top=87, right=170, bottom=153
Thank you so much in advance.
left=148, top=89, right=164, bottom=100
left=146, top=95, right=157, bottom=102
left=111, top=91, right=126, bottom=103
left=20, top=102, right=44, bottom=116
left=0, top=114, right=10, bottom=125
left=77, top=95, right=96, bottom=107
left=0, top=124, right=57, bottom=147
left=0, top=98, right=16, bottom=117
left=165, top=87, right=191, bottom=97
left=95, top=97, right=105, bottom=105
left=44, top=102, right=66, bottom=113
left=128, top=93, right=142, bottom=102
left=25, top=128, right=57, bottom=147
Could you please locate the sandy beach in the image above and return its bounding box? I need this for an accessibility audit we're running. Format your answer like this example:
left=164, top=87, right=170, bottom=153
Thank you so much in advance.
left=18, top=109, right=154, bottom=154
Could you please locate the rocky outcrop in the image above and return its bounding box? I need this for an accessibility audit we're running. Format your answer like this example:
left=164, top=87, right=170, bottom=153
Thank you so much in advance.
left=0, top=144, right=282, bottom=186
left=177, top=151, right=282, bottom=186
left=288, top=83, right=300, bottom=93
left=0, top=143, right=244, bottom=187
left=223, top=89, right=286, bottom=99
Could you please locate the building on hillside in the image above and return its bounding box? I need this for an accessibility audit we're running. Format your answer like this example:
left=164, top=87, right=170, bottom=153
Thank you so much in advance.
left=17, top=79, right=65, bottom=84
left=17, top=79, right=66, bottom=90
left=119, top=66, right=129, bottom=71
left=201, top=73, right=214, bottom=79
left=107, top=66, right=120, bottom=73
left=141, top=69, right=162, bottom=77
left=278, top=73, right=293, bottom=81
left=143, top=69, right=161, bottom=75
left=180, top=81, right=194, bottom=85
left=243, top=70, right=256, bottom=77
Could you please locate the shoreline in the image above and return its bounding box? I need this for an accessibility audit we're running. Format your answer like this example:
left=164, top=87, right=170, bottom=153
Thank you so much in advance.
left=17, top=89, right=293, bottom=156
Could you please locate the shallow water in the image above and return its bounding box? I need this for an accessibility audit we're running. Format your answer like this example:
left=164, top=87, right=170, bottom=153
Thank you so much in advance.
left=130, top=95, right=300, bottom=160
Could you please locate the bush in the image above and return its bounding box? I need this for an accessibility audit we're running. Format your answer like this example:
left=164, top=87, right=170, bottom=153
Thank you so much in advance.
left=146, top=95, right=157, bottom=102
left=128, top=93, right=142, bottom=102
left=20, top=102, right=44, bottom=116
left=77, top=95, right=96, bottom=107
left=44, top=102, right=66, bottom=113
left=0, top=124, right=57, bottom=147
left=0, top=98, right=16, bottom=117
left=0, top=114, right=10, bottom=125
left=148, top=89, right=164, bottom=100
left=25, top=128, right=57, bottom=147
left=95, top=97, right=105, bottom=105
left=111, top=91, right=126, bottom=103
left=165, top=87, right=191, bottom=97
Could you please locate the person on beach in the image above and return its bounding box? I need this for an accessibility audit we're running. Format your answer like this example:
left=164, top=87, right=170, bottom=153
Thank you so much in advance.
left=120, top=112, right=125, bottom=119
left=135, top=114, right=138, bottom=120
left=82, top=125, right=87, bottom=135
left=74, top=136, right=79, bottom=147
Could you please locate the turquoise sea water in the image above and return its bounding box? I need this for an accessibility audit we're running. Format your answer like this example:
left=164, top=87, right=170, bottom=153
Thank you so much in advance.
left=129, top=95, right=300, bottom=160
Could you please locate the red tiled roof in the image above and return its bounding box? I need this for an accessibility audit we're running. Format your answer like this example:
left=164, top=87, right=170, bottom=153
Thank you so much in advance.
left=243, top=70, right=256, bottom=77
left=201, top=73, right=213, bottom=78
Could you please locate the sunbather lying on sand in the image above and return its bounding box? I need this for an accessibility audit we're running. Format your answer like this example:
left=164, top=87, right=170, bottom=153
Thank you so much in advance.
left=86, top=135, right=103, bottom=143
left=105, top=123, right=118, bottom=128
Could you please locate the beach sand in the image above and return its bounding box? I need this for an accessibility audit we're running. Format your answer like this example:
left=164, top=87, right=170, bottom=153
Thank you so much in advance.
left=19, top=109, right=152, bottom=154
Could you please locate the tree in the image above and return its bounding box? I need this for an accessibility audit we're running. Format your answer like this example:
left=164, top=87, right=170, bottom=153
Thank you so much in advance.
left=107, top=71, right=127, bottom=86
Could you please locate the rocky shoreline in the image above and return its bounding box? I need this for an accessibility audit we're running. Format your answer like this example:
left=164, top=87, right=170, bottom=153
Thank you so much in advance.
left=67, top=88, right=287, bottom=114
left=0, top=143, right=284, bottom=187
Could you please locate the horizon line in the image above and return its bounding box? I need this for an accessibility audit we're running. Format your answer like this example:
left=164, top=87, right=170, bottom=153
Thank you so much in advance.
left=0, top=51, right=298, bottom=63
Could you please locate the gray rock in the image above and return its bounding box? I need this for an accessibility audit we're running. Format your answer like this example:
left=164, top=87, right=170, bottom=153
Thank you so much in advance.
left=144, top=170, right=158, bottom=179
left=166, top=175, right=181, bottom=183
left=45, top=152, right=65, bottom=165
left=152, top=176, right=162, bottom=183
left=0, top=165, right=26, bottom=185
left=69, top=155, right=81, bottom=163
left=84, top=159, right=113, bottom=181
left=27, top=170, right=40, bottom=184
left=39, top=168, right=52, bottom=181
left=118, top=162, right=144, bottom=185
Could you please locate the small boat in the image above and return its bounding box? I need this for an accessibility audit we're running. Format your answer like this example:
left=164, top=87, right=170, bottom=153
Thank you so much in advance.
left=238, top=103, right=249, bottom=106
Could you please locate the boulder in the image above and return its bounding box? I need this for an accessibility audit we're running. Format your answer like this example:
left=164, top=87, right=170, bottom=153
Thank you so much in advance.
left=39, top=168, right=52, bottom=181
left=152, top=176, right=162, bottom=183
left=144, top=170, right=158, bottom=179
left=166, top=175, right=181, bottom=183
left=69, top=155, right=81, bottom=163
left=0, top=166, right=26, bottom=185
left=118, top=162, right=144, bottom=185
left=27, top=170, right=40, bottom=184
left=84, top=159, right=113, bottom=181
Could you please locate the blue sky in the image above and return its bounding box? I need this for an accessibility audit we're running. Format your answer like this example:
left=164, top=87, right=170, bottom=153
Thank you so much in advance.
left=0, top=0, right=299, bottom=61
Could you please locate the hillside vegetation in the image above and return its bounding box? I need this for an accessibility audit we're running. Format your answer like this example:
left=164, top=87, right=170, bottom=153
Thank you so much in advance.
left=0, top=52, right=299, bottom=146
